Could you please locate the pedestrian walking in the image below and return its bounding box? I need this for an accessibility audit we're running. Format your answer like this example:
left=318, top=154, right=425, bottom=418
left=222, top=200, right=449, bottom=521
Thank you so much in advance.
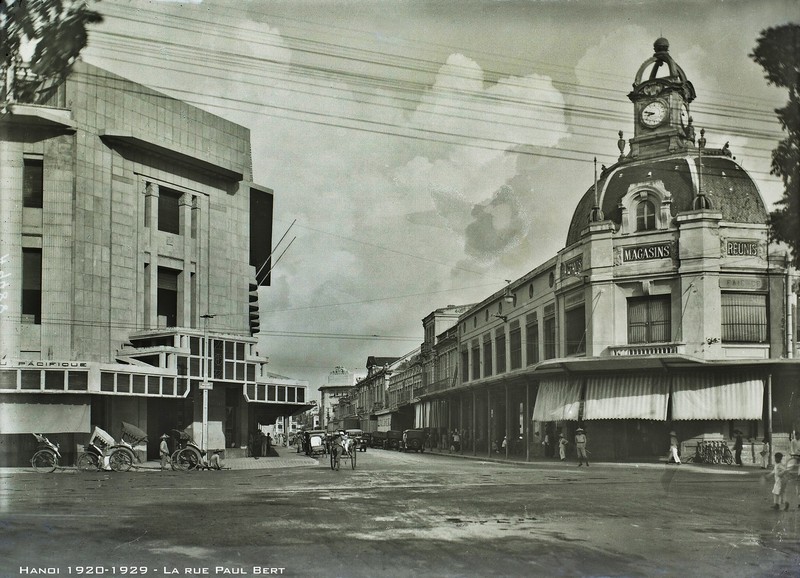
left=259, top=429, right=268, bottom=457
left=767, top=452, right=789, bottom=510
left=734, top=430, right=744, bottom=466
left=159, top=434, right=170, bottom=471
left=542, top=433, right=551, bottom=458
left=668, top=430, right=681, bottom=465
left=760, top=437, right=771, bottom=469
left=451, top=429, right=461, bottom=453
left=575, top=428, right=588, bottom=466
left=501, top=436, right=508, bottom=453
left=266, top=433, right=273, bottom=455
left=558, top=433, right=568, bottom=461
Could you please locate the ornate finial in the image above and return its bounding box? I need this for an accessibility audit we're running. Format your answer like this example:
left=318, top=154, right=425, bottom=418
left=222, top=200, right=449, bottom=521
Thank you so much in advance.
left=686, top=116, right=696, bottom=143
left=654, top=37, right=670, bottom=53
left=617, top=130, right=626, bottom=160
left=722, top=141, right=731, bottom=157
left=698, top=128, right=706, bottom=149
left=693, top=143, right=713, bottom=210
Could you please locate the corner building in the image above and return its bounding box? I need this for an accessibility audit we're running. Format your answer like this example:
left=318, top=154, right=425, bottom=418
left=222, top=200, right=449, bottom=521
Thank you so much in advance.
left=421, top=39, right=799, bottom=461
left=0, top=62, right=309, bottom=466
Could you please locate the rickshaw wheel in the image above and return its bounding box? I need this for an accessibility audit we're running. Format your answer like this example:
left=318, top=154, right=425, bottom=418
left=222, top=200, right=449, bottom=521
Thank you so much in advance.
left=77, top=452, right=99, bottom=472
left=175, top=447, right=201, bottom=471
left=109, top=449, right=133, bottom=472
left=351, top=450, right=356, bottom=470
left=31, top=449, right=57, bottom=473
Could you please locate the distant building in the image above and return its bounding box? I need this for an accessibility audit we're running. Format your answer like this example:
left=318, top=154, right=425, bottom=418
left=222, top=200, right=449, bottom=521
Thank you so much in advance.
left=0, top=61, right=310, bottom=465
left=318, top=366, right=355, bottom=431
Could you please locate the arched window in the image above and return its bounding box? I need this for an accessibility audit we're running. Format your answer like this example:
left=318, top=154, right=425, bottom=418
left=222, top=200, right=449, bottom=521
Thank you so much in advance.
left=636, top=199, right=656, bottom=231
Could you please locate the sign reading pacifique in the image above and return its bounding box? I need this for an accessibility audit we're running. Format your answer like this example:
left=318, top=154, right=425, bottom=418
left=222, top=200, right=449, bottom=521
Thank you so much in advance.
left=622, top=242, right=672, bottom=262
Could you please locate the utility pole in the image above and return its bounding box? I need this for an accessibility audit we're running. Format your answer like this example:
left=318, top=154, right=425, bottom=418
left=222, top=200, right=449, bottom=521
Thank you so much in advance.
left=200, top=313, right=216, bottom=452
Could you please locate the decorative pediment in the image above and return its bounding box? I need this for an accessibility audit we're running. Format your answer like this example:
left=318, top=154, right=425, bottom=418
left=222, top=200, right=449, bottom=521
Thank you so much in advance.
left=617, top=180, right=672, bottom=235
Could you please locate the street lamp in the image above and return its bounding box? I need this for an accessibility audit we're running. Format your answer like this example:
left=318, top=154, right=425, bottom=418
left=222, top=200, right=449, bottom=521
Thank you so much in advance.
left=200, top=313, right=216, bottom=452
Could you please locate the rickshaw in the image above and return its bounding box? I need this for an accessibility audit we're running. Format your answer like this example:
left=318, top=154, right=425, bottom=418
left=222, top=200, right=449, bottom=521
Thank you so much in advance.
left=304, top=430, right=328, bottom=457
left=170, top=428, right=206, bottom=470
left=330, top=432, right=356, bottom=471
left=76, top=423, right=147, bottom=472
left=31, top=433, right=62, bottom=473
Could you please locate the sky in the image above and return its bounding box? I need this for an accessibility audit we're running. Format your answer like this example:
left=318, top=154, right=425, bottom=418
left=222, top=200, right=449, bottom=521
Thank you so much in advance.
left=80, top=0, right=797, bottom=398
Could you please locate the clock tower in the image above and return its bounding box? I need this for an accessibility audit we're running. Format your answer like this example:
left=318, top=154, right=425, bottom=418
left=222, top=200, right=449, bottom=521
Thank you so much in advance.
left=627, top=38, right=696, bottom=159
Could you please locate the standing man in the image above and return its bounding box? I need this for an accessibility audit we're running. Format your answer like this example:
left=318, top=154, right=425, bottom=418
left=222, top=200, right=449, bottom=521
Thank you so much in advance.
left=668, top=430, right=681, bottom=464
left=734, top=430, right=744, bottom=467
left=159, top=434, right=171, bottom=471
left=575, top=428, right=589, bottom=467
left=266, top=432, right=273, bottom=455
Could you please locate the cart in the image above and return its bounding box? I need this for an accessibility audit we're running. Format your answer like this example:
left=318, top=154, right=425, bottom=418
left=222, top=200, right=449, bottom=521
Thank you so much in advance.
left=170, top=428, right=206, bottom=471
left=31, top=433, right=62, bottom=473
left=330, top=438, right=356, bottom=471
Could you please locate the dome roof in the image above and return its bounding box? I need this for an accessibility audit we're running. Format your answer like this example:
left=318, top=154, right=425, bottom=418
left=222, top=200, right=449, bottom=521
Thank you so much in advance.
left=565, top=152, right=767, bottom=247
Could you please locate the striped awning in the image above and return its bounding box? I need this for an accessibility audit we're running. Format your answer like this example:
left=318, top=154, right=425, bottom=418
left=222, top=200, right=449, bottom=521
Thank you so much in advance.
left=532, top=377, right=582, bottom=422
left=671, top=373, right=764, bottom=420
left=584, top=375, right=668, bottom=421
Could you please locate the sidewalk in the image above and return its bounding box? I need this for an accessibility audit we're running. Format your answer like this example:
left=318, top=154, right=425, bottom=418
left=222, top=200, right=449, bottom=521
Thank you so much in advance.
left=1, top=445, right=762, bottom=474
left=0, top=447, right=319, bottom=474
left=422, top=446, right=759, bottom=474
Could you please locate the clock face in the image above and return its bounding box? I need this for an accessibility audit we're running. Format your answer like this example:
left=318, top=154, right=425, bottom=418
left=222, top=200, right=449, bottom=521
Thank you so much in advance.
left=640, top=101, right=668, bottom=128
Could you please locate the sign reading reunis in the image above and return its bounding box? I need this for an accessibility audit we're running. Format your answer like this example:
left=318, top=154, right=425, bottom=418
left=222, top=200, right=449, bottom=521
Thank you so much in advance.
left=622, top=242, right=672, bottom=263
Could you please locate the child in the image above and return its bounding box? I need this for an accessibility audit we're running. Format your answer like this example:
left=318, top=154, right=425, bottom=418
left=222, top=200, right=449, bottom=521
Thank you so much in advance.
left=767, top=452, right=789, bottom=510
left=760, top=437, right=770, bottom=469
left=558, top=433, right=568, bottom=461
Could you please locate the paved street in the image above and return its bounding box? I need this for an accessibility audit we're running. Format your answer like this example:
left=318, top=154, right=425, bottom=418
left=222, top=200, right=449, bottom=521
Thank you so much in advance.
left=1, top=448, right=799, bottom=578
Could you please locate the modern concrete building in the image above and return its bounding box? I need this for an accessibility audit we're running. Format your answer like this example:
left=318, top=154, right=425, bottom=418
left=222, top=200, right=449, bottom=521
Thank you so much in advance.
left=0, top=61, right=309, bottom=466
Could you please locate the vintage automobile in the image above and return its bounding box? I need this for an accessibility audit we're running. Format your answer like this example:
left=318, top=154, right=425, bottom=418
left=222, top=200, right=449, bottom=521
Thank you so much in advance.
left=400, top=429, right=427, bottom=453
left=385, top=430, right=403, bottom=451
left=370, top=430, right=387, bottom=449
left=345, top=429, right=368, bottom=452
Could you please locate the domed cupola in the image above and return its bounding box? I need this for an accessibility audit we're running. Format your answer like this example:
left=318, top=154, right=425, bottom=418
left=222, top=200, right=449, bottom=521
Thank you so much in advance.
left=626, top=38, right=697, bottom=159
left=564, top=39, right=768, bottom=247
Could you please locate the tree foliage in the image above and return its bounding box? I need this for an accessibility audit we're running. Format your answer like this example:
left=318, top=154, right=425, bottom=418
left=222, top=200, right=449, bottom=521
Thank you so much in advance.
left=1, top=0, right=102, bottom=105
left=750, top=24, right=800, bottom=266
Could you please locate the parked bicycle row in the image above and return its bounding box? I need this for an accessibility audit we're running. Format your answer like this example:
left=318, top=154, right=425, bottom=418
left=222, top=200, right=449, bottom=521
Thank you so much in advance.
left=30, top=424, right=215, bottom=473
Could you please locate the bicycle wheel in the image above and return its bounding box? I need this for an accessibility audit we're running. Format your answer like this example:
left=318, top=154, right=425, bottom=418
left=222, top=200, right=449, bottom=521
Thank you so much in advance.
left=109, top=448, right=133, bottom=472
left=31, top=449, right=57, bottom=473
left=351, top=450, right=356, bottom=470
left=77, top=452, right=99, bottom=472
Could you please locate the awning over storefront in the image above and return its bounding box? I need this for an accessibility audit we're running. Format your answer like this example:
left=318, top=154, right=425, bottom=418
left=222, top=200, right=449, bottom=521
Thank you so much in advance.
left=532, top=377, right=582, bottom=422
left=584, top=375, right=668, bottom=421
left=0, top=396, right=91, bottom=434
left=415, top=402, right=428, bottom=428
left=671, top=373, right=764, bottom=420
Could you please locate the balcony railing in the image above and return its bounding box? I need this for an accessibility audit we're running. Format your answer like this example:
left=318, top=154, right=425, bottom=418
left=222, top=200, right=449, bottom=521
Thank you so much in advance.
left=609, top=343, right=685, bottom=356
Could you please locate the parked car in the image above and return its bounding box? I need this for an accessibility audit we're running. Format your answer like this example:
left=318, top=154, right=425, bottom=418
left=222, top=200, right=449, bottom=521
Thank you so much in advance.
left=370, top=431, right=387, bottom=449
left=401, top=429, right=427, bottom=453
left=385, top=430, right=403, bottom=451
left=346, top=429, right=368, bottom=452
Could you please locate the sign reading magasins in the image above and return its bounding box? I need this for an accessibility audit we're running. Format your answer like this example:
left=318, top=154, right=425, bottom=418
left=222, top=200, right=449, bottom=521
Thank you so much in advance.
left=622, top=242, right=672, bottom=262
